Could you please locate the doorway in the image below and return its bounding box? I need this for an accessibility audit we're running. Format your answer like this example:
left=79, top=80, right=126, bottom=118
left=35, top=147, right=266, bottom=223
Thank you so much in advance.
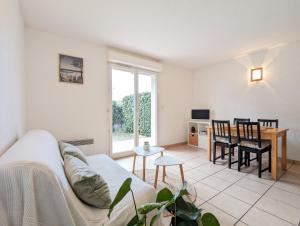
left=110, top=64, right=157, bottom=158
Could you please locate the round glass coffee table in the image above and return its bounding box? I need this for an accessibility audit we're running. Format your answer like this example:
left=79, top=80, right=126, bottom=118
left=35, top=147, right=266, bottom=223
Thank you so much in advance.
left=133, top=146, right=165, bottom=181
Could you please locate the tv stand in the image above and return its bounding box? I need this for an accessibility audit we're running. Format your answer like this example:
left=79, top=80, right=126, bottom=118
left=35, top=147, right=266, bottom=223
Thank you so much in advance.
left=187, top=120, right=210, bottom=149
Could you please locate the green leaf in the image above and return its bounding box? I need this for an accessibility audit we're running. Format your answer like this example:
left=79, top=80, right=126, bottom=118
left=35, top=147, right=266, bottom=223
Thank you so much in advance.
left=108, top=178, right=132, bottom=218
left=175, top=197, right=198, bottom=212
left=138, top=202, right=165, bottom=215
left=150, top=202, right=170, bottom=226
left=176, top=208, right=201, bottom=221
left=136, top=215, right=147, bottom=226
left=156, top=187, right=173, bottom=202
left=173, top=188, right=189, bottom=201
left=127, top=215, right=139, bottom=226
left=127, top=215, right=146, bottom=226
left=174, top=197, right=202, bottom=222
left=201, top=212, right=220, bottom=226
left=176, top=221, right=198, bottom=226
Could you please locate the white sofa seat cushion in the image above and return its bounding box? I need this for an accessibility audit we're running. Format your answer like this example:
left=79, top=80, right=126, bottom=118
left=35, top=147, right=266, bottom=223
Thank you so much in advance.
left=75, top=154, right=157, bottom=226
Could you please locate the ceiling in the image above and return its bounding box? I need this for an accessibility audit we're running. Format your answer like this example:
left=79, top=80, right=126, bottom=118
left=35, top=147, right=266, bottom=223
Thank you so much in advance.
left=19, top=0, right=300, bottom=69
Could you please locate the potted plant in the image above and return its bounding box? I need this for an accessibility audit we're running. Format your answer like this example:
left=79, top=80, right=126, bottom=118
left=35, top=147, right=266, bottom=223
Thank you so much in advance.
left=108, top=178, right=220, bottom=226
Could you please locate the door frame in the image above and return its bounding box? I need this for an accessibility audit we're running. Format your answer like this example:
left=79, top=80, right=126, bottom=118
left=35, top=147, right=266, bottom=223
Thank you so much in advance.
left=108, top=63, right=158, bottom=159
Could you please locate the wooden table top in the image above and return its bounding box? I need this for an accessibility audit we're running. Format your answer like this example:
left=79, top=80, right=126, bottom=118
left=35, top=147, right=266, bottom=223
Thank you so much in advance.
left=207, top=125, right=288, bottom=135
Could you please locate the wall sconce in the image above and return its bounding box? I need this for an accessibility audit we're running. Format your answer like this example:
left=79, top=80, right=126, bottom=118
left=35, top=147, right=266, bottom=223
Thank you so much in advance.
left=251, top=67, right=263, bottom=82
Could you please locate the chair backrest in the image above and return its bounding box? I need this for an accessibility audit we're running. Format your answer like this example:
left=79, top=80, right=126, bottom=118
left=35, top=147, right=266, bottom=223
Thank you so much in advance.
left=257, top=119, right=278, bottom=128
left=233, top=118, right=250, bottom=125
left=236, top=121, right=262, bottom=148
left=212, top=120, right=232, bottom=143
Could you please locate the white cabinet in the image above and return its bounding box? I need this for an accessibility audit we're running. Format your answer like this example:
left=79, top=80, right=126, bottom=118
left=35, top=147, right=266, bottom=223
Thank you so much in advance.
left=187, top=120, right=210, bottom=149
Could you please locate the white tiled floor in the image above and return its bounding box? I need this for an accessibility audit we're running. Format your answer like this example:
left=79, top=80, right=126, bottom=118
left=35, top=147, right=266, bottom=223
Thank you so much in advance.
left=116, top=145, right=300, bottom=226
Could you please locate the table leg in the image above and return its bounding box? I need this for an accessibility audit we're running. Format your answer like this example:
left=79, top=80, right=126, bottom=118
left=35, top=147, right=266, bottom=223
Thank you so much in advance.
left=281, top=131, right=287, bottom=171
left=143, top=156, right=146, bottom=182
left=132, top=154, right=136, bottom=174
left=271, top=134, right=278, bottom=180
left=154, top=166, right=159, bottom=188
left=160, top=151, right=166, bottom=178
left=179, top=164, right=185, bottom=185
left=207, top=128, right=211, bottom=161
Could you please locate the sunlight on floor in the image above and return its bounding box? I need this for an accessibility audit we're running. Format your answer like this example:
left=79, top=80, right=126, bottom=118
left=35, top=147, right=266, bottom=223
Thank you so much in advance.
left=116, top=145, right=300, bottom=226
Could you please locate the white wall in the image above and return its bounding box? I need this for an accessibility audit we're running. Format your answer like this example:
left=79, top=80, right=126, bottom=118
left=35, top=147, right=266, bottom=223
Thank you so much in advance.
left=25, top=28, right=192, bottom=155
left=0, top=0, right=25, bottom=155
left=25, top=29, right=108, bottom=155
left=192, top=41, right=300, bottom=161
left=158, top=64, right=192, bottom=145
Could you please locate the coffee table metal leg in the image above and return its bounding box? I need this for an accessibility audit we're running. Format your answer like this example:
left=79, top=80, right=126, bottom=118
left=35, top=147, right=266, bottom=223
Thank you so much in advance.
left=132, top=154, right=136, bottom=174
left=154, top=166, right=159, bottom=188
left=143, top=156, right=146, bottom=181
left=163, top=166, right=166, bottom=182
left=179, top=164, right=185, bottom=184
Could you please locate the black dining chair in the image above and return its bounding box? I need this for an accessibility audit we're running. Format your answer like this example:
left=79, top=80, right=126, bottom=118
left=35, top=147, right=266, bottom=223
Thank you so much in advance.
left=233, top=118, right=250, bottom=125
left=257, top=119, right=278, bottom=162
left=236, top=121, right=271, bottom=178
left=258, top=119, right=279, bottom=128
left=233, top=118, right=250, bottom=157
left=212, top=120, right=238, bottom=168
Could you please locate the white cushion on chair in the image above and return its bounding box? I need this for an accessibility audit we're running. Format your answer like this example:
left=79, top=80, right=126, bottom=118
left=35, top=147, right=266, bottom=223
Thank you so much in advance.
left=240, top=140, right=271, bottom=149
left=215, top=137, right=238, bottom=144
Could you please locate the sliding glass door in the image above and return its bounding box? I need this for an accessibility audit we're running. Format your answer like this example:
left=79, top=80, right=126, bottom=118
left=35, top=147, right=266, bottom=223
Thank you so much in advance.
left=111, top=67, right=135, bottom=155
left=110, top=64, right=157, bottom=158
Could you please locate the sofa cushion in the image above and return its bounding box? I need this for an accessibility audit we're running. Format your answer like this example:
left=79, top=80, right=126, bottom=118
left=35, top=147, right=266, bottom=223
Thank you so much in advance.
left=59, top=141, right=87, bottom=164
left=64, top=155, right=111, bottom=209
left=86, top=154, right=158, bottom=225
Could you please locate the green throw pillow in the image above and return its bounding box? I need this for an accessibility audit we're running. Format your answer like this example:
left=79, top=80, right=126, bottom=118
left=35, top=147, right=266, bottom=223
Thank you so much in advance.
left=58, top=141, right=87, bottom=164
left=64, top=155, right=112, bottom=209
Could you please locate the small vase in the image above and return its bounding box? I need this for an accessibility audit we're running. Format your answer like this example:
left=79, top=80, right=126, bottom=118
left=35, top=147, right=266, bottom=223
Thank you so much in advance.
left=143, top=141, right=150, bottom=151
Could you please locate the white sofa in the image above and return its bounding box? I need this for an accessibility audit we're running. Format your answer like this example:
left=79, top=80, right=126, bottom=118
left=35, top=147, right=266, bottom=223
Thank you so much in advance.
left=0, top=130, right=158, bottom=226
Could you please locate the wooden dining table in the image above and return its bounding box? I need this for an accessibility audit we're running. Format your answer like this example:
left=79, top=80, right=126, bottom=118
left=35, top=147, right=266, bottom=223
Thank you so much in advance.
left=206, top=126, right=288, bottom=180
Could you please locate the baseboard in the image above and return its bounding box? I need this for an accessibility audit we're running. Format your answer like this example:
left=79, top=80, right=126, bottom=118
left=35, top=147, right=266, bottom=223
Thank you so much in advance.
left=162, top=141, right=187, bottom=149
left=278, top=157, right=300, bottom=165
left=292, top=159, right=300, bottom=165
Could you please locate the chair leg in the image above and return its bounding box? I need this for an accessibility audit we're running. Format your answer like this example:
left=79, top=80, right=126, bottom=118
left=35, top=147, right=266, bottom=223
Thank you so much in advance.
left=228, top=147, right=232, bottom=169
left=213, top=142, right=217, bottom=164
left=245, top=152, right=250, bottom=167
left=232, top=147, right=235, bottom=156
left=258, top=153, right=262, bottom=178
left=221, top=146, right=225, bottom=160
left=247, top=153, right=250, bottom=166
left=154, top=166, right=159, bottom=188
left=268, top=149, right=272, bottom=172
left=238, top=147, right=241, bottom=172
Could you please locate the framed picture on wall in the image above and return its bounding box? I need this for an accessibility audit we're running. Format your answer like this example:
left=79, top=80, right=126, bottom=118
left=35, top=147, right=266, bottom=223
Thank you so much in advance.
left=59, top=54, right=83, bottom=84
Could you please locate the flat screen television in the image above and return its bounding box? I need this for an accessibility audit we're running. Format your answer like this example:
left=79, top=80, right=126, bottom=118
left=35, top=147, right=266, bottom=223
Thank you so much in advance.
left=191, top=109, right=210, bottom=120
